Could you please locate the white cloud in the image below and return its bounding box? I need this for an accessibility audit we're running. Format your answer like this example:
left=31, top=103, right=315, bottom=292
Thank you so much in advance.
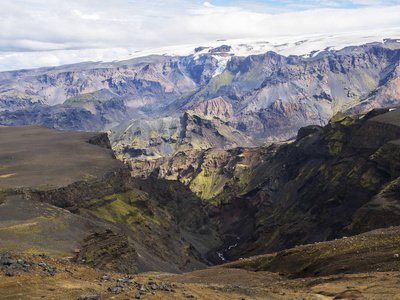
left=0, top=48, right=133, bottom=71
left=0, top=0, right=399, bottom=71
left=72, top=9, right=102, bottom=21
left=203, top=2, right=215, bottom=7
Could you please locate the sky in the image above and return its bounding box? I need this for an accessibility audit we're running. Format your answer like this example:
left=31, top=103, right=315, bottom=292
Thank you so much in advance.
left=0, top=0, right=400, bottom=71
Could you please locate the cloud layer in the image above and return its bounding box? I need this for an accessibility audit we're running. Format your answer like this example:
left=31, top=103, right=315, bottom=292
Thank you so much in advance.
left=0, top=0, right=400, bottom=71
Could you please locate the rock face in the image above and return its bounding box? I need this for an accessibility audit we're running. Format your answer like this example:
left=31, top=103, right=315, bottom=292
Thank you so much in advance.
left=0, top=89, right=139, bottom=132
left=0, top=105, right=105, bottom=132
left=131, top=106, right=400, bottom=263
left=111, top=111, right=260, bottom=159
left=193, top=97, right=234, bottom=121
left=0, top=55, right=210, bottom=108
left=1, top=42, right=400, bottom=156
left=130, top=146, right=274, bottom=202
left=0, top=89, right=48, bottom=112
left=73, top=229, right=138, bottom=274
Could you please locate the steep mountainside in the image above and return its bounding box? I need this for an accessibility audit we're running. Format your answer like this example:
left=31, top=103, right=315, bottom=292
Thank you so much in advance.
left=173, top=43, right=400, bottom=140
left=130, top=106, right=400, bottom=263
left=0, top=105, right=105, bottom=132
left=1, top=41, right=400, bottom=155
left=0, top=89, right=139, bottom=132
left=62, top=89, right=140, bottom=126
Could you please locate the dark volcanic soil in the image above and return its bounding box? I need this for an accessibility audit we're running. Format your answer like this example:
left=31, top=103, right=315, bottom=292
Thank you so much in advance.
left=0, top=125, right=122, bottom=189
left=0, top=195, right=110, bottom=256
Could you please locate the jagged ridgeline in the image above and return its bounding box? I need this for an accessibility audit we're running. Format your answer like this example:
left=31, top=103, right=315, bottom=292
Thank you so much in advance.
left=0, top=41, right=400, bottom=158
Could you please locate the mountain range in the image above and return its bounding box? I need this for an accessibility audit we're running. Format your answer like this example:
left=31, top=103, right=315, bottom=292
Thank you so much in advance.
left=1, top=36, right=400, bottom=159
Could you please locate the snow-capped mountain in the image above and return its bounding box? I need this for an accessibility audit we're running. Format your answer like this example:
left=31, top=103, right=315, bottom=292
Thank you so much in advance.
left=111, top=28, right=400, bottom=78
left=1, top=30, right=400, bottom=158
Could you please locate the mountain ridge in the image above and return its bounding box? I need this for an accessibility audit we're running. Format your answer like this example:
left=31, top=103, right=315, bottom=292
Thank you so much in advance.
left=1, top=39, right=400, bottom=158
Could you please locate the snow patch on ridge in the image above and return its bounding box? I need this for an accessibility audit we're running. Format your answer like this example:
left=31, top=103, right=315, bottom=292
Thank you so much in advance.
left=213, top=56, right=231, bottom=77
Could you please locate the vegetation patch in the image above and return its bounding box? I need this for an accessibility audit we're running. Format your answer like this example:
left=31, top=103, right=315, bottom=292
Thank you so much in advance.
left=90, top=190, right=170, bottom=231
left=0, top=222, right=42, bottom=234
left=360, top=169, right=381, bottom=191
left=328, top=141, right=343, bottom=156
left=0, top=173, right=16, bottom=178
left=0, top=188, right=14, bottom=199
left=370, top=142, right=400, bottom=178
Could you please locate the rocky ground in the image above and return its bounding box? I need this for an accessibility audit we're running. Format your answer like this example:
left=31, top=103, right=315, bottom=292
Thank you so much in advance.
left=2, top=226, right=400, bottom=300
left=2, top=248, right=400, bottom=300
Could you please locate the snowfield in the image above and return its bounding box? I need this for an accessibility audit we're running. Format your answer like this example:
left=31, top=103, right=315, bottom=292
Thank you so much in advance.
left=114, top=27, right=400, bottom=62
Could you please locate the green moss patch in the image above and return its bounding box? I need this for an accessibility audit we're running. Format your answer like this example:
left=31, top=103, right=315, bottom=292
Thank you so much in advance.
left=90, top=190, right=171, bottom=231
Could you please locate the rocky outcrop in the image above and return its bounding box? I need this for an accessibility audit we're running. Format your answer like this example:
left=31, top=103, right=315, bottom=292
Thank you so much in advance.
left=73, top=229, right=138, bottom=274
left=209, top=45, right=231, bottom=53
left=129, top=146, right=274, bottom=202
left=0, top=89, right=48, bottom=112
left=193, top=96, right=234, bottom=121
left=26, top=167, right=130, bottom=212
left=87, top=132, right=113, bottom=150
